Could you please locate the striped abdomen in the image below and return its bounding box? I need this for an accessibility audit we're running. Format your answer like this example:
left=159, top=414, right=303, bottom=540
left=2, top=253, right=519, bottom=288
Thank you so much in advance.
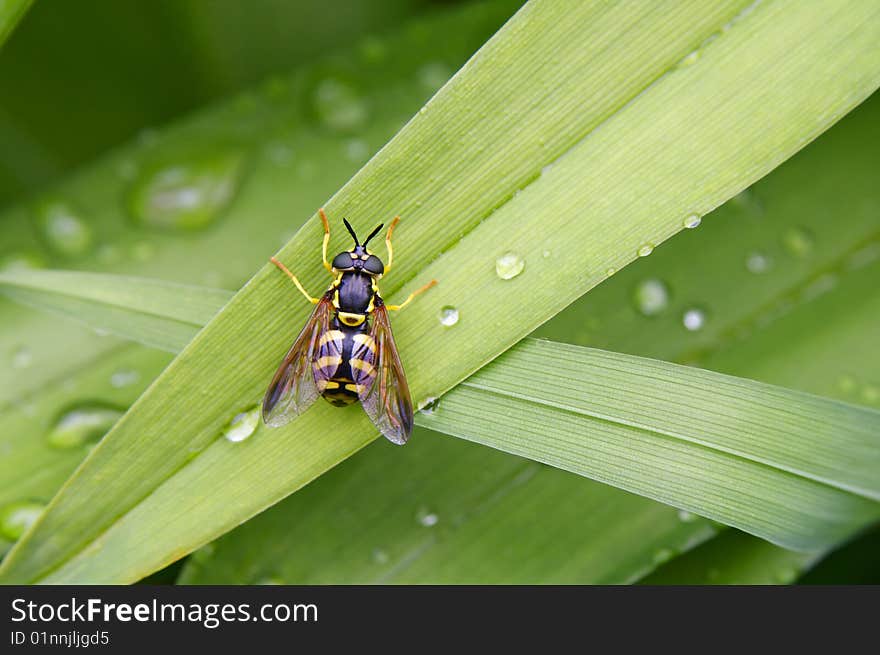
left=313, top=321, right=377, bottom=407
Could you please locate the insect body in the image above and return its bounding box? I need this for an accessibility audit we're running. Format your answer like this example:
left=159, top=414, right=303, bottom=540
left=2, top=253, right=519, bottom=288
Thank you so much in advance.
left=262, top=209, right=436, bottom=445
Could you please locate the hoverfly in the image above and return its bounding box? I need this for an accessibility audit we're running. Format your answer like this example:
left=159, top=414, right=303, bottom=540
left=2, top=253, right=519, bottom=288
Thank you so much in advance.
left=262, top=208, right=436, bottom=444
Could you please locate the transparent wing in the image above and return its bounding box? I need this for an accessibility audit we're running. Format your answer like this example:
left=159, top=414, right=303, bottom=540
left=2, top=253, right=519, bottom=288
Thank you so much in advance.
left=261, top=295, right=333, bottom=427
left=359, top=302, right=414, bottom=445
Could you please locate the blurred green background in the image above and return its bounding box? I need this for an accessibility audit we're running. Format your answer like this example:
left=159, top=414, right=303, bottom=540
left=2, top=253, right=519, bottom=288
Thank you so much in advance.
left=0, top=0, right=468, bottom=211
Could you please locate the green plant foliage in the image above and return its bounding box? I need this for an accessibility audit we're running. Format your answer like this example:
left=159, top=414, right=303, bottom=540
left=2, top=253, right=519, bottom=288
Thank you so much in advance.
left=1, top=0, right=879, bottom=585
left=8, top=268, right=876, bottom=549
left=0, top=0, right=31, bottom=48
left=0, top=270, right=233, bottom=352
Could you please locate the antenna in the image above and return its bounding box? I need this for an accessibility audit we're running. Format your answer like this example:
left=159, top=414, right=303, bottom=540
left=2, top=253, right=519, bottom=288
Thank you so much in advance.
left=342, top=218, right=359, bottom=245
left=362, top=224, right=384, bottom=247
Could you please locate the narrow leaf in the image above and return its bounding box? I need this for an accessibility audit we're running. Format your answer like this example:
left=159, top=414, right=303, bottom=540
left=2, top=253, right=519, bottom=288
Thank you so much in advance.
left=4, top=0, right=880, bottom=583
left=0, top=0, right=31, bottom=48
left=4, top=267, right=879, bottom=551
left=0, top=270, right=232, bottom=352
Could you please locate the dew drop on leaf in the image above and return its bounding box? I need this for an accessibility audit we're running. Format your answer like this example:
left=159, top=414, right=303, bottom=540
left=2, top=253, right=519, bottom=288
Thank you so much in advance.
left=222, top=406, right=260, bottom=443
left=495, top=252, right=525, bottom=280
left=344, top=138, right=369, bottom=163
left=683, top=213, right=701, bottom=229
left=637, top=243, right=654, bottom=257
left=311, top=77, right=369, bottom=131
left=416, top=507, right=439, bottom=527
left=633, top=278, right=670, bottom=316
left=678, top=50, right=700, bottom=68
left=33, top=199, right=93, bottom=256
left=677, top=509, right=697, bottom=523
left=438, top=306, right=459, bottom=327
left=682, top=307, right=707, bottom=331
left=47, top=404, right=123, bottom=449
left=128, top=150, right=246, bottom=231
left=417, top=61, right=452, bottom=92
left=746, top=251, right=772, bottom=273
left=110, top=369, right=140, bottom=388
left=0, top=500, right=45, bottom=541
left=418, top=397, right=439, bottom=415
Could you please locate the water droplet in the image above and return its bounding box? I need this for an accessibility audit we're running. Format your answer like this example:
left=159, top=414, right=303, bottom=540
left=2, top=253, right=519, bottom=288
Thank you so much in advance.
left=128, top=150, right=246, bottom=231
left=222, top=406, right=260, bottom=443
left=264, top=142, right=293, bottom=166
left=605, top=267, right=616, bottom=277
left=417, top=61, right=451, bottom=91
left=633, top=278, right=670, bottom=316
left=312, top=77, right=369, bottom=131
left=0, top=501, right=45, bottom=540
left=653, top=548, right=674, bottom=565
left=495, top=252, right=525, bottom=280
left=542, top=250, right=551, bottom=258
left=419, top=106, right=428, bottom=115
left=782, top=227, right=814, bottom=257
left=682, top=308, right=707, bottom=331
left=678, top=509, right=698, bottom=523
left=438, top=306, right=459, bottom=327
left=418, top=397, right=439, bottom=415
left=344, top=139, right=369, bottom=163
left=775, top=567, right=798, bottom=584
left=836, top=375, right=857, bottom=394
left=678, top=50, right=700, bottom=67
left=683, top=213, right=701, bottom=229
left=33, top=199, right=93, bottom=256
left=372, top=549, right=390, bottom=565
left=11, top=346, right=32, bottom=369
left=637, top=243, right=654, bottom=257
left=746, top=251, right=772, bottom=274
left=47, top=405, right=123, bottom=449
left=110, top=369, right=140, bottom=388
left=0, top=251, right=45, bottom=272
left=416, top=507, right=439, bottom=527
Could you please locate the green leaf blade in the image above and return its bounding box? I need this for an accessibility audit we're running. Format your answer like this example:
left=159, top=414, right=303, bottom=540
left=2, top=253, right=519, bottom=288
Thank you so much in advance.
left=4, top=0, right=880, bottom=583
left=0, top=270, right=233, bottom=352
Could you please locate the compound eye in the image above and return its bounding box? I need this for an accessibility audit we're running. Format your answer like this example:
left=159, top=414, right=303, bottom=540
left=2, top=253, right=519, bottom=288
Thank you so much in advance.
left=332, top=252, right=354, bottom=270
left=364, top=255, right=384, bottom=275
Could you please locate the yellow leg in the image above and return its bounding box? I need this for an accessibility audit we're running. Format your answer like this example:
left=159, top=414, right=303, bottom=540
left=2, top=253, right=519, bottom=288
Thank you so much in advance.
left=384, top=215, right=400, bottom=274
left=270, top=257, right=320, bottom=304
left=386, top=279, right=437, bottom=311
left=319, top=207, right=333, bottom=274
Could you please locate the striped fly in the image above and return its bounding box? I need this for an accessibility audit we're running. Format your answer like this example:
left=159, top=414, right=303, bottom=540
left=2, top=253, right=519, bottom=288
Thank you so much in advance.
left=262, top=208, right=436, bottom=444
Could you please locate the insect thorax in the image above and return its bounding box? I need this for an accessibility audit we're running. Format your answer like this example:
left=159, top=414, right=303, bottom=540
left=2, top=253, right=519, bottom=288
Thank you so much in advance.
left=332, top=271, right=376, bottom=327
